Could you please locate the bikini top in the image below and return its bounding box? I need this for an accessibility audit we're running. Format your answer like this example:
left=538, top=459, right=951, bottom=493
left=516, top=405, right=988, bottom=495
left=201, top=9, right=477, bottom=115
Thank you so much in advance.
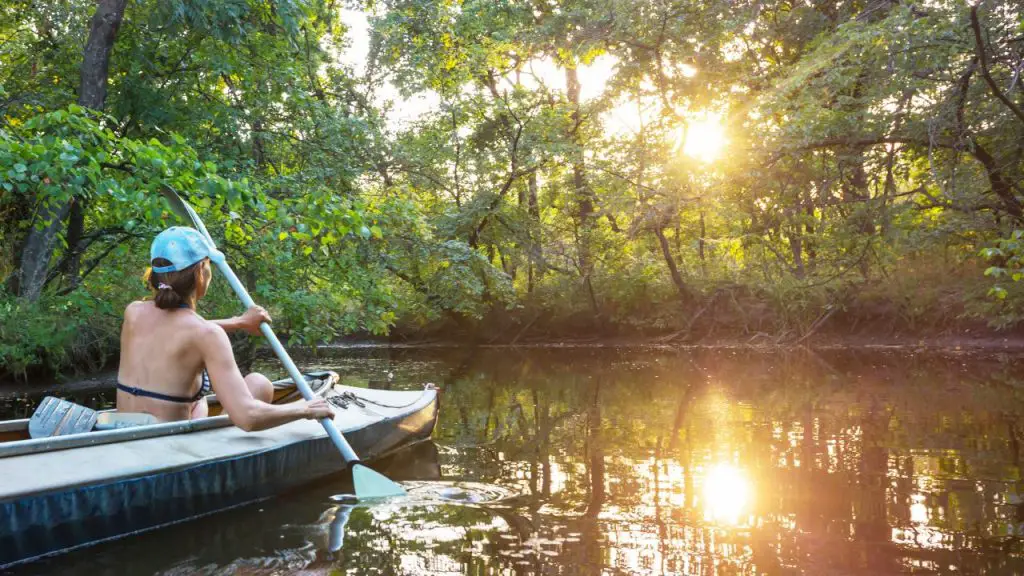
left=116, top=370, right=211, bottom=404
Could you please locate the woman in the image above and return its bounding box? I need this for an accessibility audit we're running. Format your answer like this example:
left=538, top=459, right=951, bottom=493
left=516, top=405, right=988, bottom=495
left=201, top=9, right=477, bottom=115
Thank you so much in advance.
left=117, top=226, right=332, bottom=429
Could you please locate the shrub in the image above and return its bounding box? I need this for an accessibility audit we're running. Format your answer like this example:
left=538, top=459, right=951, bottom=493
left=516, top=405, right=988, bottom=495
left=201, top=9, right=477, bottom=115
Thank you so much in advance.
left=0, top=290, right=120, bottom=381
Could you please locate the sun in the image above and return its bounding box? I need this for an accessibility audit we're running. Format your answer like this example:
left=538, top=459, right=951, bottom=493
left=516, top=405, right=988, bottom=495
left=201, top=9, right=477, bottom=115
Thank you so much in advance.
left=680, top=113, right=728, bottom=163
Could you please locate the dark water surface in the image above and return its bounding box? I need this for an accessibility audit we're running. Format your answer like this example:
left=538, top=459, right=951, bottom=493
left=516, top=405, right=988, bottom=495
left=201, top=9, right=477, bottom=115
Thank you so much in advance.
left=5, top=346, right=1024, bottom=575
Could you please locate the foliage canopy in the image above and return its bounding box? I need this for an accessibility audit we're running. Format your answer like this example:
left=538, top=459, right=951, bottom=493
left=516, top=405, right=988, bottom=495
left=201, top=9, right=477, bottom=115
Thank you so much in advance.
left=2, top=0, right=1023, bottom=377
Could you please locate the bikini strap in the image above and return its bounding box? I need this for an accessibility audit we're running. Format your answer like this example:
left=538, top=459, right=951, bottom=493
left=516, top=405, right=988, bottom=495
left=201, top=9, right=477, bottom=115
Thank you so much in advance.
left=117, top=382, right=205, bottom=404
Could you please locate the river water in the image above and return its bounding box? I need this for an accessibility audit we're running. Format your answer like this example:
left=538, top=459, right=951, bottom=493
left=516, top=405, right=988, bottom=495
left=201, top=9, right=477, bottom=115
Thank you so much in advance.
left=5, top=346, right=1024, bottom=575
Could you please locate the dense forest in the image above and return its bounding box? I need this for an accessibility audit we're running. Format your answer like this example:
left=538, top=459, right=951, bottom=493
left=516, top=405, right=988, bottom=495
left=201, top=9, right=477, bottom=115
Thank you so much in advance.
left=1, top=0, right=1023, bottom=378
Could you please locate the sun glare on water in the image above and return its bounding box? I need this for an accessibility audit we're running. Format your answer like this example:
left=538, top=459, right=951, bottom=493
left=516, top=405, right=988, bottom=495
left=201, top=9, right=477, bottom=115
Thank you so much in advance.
left=680, top=113, right=728, bottom=163
left=702, top=463, right=750, bottom=525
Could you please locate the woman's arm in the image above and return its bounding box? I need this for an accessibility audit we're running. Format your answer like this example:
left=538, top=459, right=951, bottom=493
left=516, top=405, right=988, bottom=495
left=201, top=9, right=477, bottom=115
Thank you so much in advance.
left=198, top=323, right=331, bottom=431
left=210, top=306, right=271, bottom=335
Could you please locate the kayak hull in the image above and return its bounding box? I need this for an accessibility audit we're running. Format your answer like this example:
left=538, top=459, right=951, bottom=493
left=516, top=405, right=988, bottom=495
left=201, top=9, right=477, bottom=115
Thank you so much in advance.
left=0, top=372, right=439, bottom=568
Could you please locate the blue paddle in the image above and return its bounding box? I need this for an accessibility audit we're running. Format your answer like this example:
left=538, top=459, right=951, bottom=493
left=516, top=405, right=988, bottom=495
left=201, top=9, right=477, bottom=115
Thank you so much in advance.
left=159, top=186, right=406, bottom=499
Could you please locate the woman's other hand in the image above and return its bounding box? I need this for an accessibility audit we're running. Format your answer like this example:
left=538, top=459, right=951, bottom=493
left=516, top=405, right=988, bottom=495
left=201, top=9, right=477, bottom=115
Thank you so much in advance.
left=303, top=398, right=333, bottom=420
left=237, top=305, right=271, bottom=335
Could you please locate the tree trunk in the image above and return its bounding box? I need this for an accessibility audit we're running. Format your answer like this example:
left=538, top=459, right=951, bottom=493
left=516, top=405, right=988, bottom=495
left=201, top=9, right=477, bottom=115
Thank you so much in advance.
left=565, top=65, right=599, bottom=317
left=788, top=227, right=805, bottom=279
left=15, top=201, right=73, bottom=300
left=805, top=202, right=817, bottom=274
left=78, top=0, right=126, bottom=110
left=970, top=140, right=1024, bottom=222
left=15, top=0, right=127, bottom=300
left=844, top=152, right=874, bottom=279
left=698, top=209, right=707, bottom=277
left=655, top=225, right=688, bottom=303
left=527, top=171, right=540, bottom=293
left=64, top=197, right=86, bottom=291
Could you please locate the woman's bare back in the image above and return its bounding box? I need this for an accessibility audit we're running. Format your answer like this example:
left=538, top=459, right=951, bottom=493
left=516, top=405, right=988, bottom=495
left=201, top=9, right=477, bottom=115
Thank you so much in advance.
left=116, top=300, right=209, bottom=421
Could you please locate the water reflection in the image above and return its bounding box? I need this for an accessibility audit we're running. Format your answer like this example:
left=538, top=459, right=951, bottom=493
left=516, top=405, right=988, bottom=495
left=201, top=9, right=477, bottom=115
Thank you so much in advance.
left=702, top=463, right=750, bottom=526
left=7, top=347, right=1024, bottom=575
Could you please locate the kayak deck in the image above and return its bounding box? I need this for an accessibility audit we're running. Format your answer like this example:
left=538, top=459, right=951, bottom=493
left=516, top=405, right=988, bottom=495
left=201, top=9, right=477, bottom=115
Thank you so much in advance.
left=0, top=373, right=440, bottom=568
left=0, top=371, right=437, bottom=498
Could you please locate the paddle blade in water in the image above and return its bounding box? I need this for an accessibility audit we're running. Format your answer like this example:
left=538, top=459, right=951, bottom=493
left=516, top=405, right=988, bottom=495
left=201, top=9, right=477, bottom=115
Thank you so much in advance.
left=352, top=463, right=407, bottom=498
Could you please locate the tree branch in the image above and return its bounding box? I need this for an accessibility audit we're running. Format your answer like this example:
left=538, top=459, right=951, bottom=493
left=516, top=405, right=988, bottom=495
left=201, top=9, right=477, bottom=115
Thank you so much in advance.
left=57, top=232, right=144, bottom=295
left=971, top=6, right=1024, bottom=125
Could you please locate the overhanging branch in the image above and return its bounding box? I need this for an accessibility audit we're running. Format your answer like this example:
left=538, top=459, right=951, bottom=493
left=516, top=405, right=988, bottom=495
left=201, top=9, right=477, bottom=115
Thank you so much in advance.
left=971, top=6, right=1024, bottom=126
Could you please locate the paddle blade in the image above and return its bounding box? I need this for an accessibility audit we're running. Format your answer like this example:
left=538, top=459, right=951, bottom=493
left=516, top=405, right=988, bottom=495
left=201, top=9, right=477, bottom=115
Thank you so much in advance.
left=28, top=397, right=98, bottom=439
left=158, top=186, right=193, bottom=223
left=352, top=463, right=407, bottom=498
left=158, top=186, right=215, bottom=243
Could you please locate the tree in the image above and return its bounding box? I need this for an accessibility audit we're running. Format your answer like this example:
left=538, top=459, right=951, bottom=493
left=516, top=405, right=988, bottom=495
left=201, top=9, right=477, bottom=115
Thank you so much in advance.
left=13, top=0, right=126, bottom=300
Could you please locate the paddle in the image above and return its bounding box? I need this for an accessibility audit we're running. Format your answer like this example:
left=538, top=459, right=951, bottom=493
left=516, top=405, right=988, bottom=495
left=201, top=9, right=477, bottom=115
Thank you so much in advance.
left=158, top=186, right=406, bottom=499
left=28, top=397, right=98, bottom=439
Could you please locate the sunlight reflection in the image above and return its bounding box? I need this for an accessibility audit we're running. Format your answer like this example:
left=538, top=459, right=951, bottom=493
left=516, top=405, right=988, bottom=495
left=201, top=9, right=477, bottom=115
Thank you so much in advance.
left=910, top=494, right=929, bottom=524
left=702, top=463, right=751, bottom=525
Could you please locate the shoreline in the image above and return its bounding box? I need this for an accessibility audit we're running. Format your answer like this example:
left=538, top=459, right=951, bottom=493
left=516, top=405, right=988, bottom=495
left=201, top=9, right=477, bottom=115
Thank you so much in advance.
left=342, top=333, right=1024, bottom=352
left=5, top=335, right=1024, bottom=397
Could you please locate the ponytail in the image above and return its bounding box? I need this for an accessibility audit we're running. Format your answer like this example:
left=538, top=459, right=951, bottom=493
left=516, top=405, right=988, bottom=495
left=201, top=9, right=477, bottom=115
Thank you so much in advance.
left=144, top=259, right=200, bottom=310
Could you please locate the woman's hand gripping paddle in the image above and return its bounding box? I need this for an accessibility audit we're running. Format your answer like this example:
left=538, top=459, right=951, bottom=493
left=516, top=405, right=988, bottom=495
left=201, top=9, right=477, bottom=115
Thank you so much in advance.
left=159, top=186, right=406, bottom=499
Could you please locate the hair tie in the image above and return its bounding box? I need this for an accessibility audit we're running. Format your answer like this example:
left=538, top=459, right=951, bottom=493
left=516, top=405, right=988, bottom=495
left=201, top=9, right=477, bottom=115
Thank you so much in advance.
left=157, top=283, right=173, bottom=291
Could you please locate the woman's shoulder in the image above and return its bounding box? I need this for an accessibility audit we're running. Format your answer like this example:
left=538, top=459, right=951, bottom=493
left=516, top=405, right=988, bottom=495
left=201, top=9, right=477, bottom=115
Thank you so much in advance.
left=124, top=300, right=151, bottom=317
left=194, top=317, right=231, bottom=342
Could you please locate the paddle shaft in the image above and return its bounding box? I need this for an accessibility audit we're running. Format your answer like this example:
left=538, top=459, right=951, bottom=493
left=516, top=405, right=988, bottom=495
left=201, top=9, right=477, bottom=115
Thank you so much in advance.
left=158, top=188, right=367, bottom=467
left=212, top=259, right=360, bottom=463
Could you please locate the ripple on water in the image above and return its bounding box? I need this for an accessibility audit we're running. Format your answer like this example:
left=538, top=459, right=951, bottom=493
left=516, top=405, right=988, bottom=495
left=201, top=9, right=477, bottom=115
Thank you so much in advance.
left=329, top=480, right=519, bottom=507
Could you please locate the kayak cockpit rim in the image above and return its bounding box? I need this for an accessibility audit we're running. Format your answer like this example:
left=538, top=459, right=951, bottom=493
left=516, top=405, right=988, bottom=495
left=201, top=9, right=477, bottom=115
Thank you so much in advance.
left=0, top=419, right=27, bottom=434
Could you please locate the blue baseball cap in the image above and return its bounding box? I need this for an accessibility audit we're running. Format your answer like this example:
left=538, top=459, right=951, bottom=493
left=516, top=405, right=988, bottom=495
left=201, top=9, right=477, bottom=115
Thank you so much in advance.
left=150, top=227, right=213, bottom=273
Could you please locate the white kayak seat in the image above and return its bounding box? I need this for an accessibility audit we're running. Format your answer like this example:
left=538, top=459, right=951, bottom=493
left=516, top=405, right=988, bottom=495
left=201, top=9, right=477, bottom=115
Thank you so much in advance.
left=94, top=412, right=159, bottom=431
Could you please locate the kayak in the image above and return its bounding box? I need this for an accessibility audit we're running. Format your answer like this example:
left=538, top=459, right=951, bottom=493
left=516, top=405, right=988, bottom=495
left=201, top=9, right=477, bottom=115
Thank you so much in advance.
left=0, top=371, right=439, bottom=568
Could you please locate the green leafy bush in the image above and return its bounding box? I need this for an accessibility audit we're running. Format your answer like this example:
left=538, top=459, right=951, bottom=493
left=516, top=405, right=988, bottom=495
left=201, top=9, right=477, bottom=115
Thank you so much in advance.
left=0, top=290, right=119, bottom=380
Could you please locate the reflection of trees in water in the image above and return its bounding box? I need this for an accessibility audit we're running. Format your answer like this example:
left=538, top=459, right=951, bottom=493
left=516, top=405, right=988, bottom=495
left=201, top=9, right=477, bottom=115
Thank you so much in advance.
left=855, top=400, right=897, bottom=572
left=417, top=347, right=1024, bottom=574
left=37, top=348, right=1024, bottom=575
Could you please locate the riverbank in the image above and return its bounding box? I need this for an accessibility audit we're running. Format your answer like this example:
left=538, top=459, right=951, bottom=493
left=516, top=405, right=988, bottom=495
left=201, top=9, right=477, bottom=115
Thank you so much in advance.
left=7, top=334, right=1024, bottom=397
left=373, top=333, right=1024, bottom=351
left=4, top=255, right=1018, bottom=383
